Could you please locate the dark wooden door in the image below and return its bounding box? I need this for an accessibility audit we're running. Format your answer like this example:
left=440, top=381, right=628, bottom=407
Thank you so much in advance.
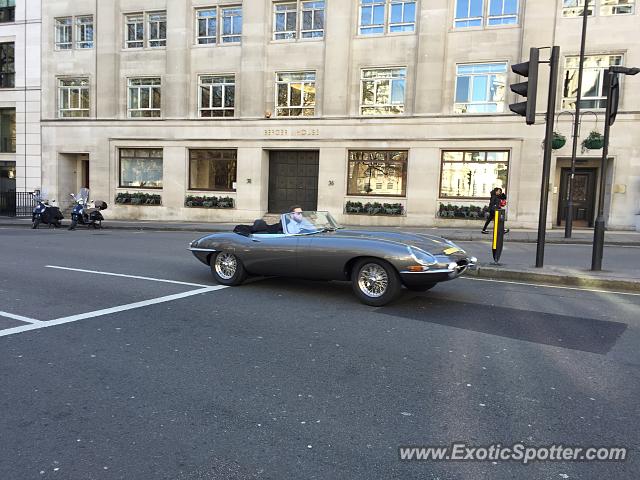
left=557, top=168, right=597, bottom=227
left=268, top=151, right=319, bottom=213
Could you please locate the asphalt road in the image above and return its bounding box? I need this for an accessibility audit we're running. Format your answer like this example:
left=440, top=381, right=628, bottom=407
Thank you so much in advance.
left=0, top=227, right=638, bottom=480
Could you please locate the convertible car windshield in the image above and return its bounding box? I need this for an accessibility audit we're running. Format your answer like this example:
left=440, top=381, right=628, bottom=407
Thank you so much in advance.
left=283, top=211, right=341, bottom=234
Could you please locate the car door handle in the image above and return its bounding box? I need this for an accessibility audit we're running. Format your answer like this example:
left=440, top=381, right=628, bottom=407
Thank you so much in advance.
left=251, top=237, right=261, bottom=242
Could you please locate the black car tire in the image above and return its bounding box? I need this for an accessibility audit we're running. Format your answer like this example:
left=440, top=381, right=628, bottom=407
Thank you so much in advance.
left=405, top=283, right=437, bottom=292
left=210, top=251, right=247, bottom=286
left=351, top=258, right=401, bottom=307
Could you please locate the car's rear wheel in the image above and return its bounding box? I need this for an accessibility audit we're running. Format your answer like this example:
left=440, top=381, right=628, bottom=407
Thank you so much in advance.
left=210, top=251, right=247, bottom=286
left=352, top=258, right=401, bottom=307
left=405, top=282, right=437, bottom=292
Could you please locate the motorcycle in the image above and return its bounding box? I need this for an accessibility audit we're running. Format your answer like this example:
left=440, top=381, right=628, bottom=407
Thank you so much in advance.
left=68, top=188, right=107, bottom=230
left=31, top=191, right=63, bottom=229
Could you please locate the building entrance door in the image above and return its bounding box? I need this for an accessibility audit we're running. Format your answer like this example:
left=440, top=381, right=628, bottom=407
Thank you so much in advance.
left=0, top=161, right=16, bottom=216
left=268, top=151, right=319, bottom=213
left=557, top=168, right=597, bottom=228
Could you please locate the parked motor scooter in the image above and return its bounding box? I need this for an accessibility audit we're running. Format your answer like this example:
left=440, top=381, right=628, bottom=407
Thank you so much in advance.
left=68, top=188, right=107, bottom=230
left=31, top=190, right=63, bottom=229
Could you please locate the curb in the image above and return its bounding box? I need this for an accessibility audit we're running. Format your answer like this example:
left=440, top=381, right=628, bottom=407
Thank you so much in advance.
left=469, top=265, right=640, bottom=293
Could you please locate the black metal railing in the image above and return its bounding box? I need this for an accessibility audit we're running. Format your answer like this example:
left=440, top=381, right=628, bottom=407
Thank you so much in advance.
left=0, top=192, right=37, bottom=217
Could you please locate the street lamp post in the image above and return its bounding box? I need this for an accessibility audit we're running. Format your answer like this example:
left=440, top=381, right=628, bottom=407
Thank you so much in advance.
left=565, top=0, right=591, bottom=238
left=591, top=66, right=639, bottom=271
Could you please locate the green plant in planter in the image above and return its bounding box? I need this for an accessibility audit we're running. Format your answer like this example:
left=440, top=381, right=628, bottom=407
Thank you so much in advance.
left=582, top=130, right=604, bottom=150
left=552, top=131, right=567, bottom=149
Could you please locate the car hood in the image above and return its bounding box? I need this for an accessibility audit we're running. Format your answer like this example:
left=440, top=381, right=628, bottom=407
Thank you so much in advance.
left=330, top=229, right=465, bottom=256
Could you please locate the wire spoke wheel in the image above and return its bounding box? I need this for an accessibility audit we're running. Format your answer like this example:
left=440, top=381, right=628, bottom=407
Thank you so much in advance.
left=215, top=252, right=238, bottom=280
left=357, top=263, right=389, bottom=298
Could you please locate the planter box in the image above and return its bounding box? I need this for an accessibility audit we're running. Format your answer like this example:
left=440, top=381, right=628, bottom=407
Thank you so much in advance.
left=344, top=211, right=405, bottom=216
left=438, top=202, right=488, bottom=220
left=185, top=195, right=235, bottom=209
left=345, top=201, right=404, bottom=216
left=115, top=193, right=162, bottom=206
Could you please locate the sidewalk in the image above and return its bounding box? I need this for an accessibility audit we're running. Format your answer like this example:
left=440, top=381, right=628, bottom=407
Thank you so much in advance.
left=2, top=216, right=639, bottom=292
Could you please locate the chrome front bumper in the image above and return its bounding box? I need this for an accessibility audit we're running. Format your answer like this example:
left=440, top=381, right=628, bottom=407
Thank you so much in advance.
left=400, top=256, right=477, bottom=276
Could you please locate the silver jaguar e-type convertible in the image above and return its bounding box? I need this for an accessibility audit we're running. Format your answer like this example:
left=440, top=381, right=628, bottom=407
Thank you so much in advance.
left=189, top=211, right=477, bottom=306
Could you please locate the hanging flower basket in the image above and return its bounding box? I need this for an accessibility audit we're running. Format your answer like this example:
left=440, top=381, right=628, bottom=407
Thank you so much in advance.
left=551, top=132, right=567, bottom=150
left=582, top=131, right=604, bottom=150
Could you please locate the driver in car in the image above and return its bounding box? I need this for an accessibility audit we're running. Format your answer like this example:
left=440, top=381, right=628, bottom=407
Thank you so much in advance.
left=287, top=206, right=316, bottom=234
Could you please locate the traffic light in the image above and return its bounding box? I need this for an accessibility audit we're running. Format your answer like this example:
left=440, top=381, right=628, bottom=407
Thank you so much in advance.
left=509, top=47, right=540, bottom=125
left=604, top=71, right=620, bottom=126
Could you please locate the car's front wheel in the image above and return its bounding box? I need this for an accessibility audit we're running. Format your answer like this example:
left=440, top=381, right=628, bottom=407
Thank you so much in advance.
left=352, top=258, right=401, bottom=307
left=210, top=251, right=247, bottom=286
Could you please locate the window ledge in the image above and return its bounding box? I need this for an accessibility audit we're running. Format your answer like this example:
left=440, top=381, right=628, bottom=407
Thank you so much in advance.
left=269, top=38, right=324, bottom=45
left=450, top=24, right=520, bottom=33
left=192, top=42, right=242, bottom=49
left=121, top=46, right=167, bottom=52
left=355, top=31, right=416, bottom=39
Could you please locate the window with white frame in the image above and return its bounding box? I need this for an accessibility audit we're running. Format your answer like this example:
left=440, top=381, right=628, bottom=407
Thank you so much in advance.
left=125, top=12, right=166, bottom=48
left=301, top=1, right=325, bottom=37
left=148, top=12, right=167, bottom=47
left=454, top=63, right=507, bottom=113
left=125, top=14, right=144, bottom=48
left=195, top=6, right=243, bottom=44
left=562, top=54, right=623, bottom=109
left=454, top=0, right=519, bottom=28
left=76, top=16, right=94, bottom=49
left=58, top=78, right=89, bottom=118
left=274, top=2, right=298, bottom=39
left=273, top=1, right=325, bottom=40
left=56, top=15, right=94, bottom=50
left=563, top=0, right=634, bottom=17
left=221, top=7, right=242, bottom=43
left=360, top=68, right=406, bottom=115
left=199, top=75, right=235, bottom=117
left=196, top=9, right=217, bottom=44
left=487, top=0, right=519, bottom=25
left=275, top=71, right=316, bottom=116
left=359, top=0, right=416, bottom=35
left=128, top=78, right=161, bottom=118
left=55, top=17, right=73, bottom=50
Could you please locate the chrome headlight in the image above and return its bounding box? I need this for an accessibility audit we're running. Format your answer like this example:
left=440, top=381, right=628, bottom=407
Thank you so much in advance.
left=408, top=246, right=438, bottom=266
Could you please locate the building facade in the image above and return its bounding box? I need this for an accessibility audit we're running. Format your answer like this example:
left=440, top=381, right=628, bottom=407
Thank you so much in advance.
left=40, top=0, right=640, bottom=229
left=0, top=0, right=41, bottom=214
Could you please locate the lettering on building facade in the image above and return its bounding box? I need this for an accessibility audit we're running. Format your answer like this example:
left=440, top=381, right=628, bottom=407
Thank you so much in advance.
left=263, top=128, right=320, bottom=137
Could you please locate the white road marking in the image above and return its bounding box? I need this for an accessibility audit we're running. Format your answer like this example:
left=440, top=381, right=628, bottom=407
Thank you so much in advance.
left=0, top=311, right=43, bottom=324
left=0, top=286, right=226, bottom=338
left=45, top=265, right=212, bottom=288
left=461, top=276, right=640, bottom=297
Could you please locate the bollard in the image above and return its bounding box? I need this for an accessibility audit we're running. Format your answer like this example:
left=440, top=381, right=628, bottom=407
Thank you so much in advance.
left=492, top=209, right=506, bottom=263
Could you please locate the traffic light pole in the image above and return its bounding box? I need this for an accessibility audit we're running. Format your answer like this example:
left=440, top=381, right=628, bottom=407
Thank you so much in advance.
left=535, top=46, right=560, bottom=268
left=565, top=0, right=590, bottom=238
left=591, top=70, right=614, bottom=271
